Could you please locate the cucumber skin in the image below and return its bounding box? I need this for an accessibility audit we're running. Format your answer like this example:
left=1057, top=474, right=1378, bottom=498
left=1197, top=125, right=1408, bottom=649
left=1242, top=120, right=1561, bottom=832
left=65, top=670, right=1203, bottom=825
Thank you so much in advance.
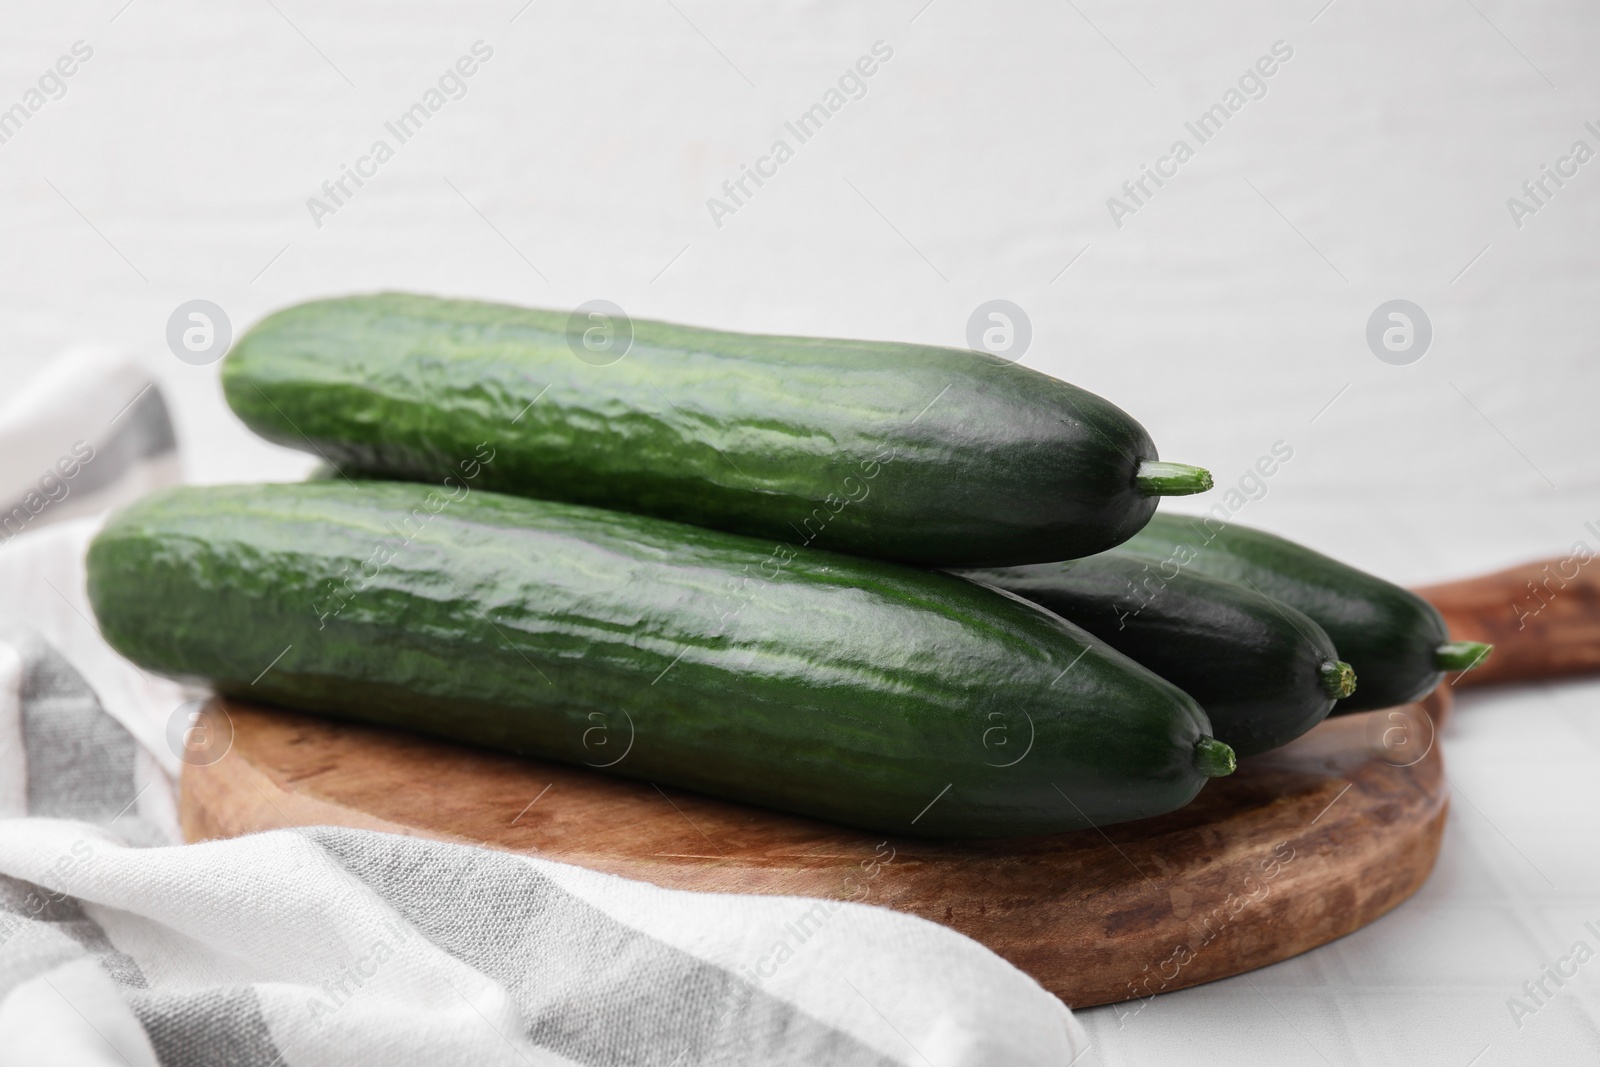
left=1122, top=514, right=1448, bottom=713
left=221, top=293, right=1162, bottom=568
left=957, top=557, right=1341, bottom=757
left=85, top=482, right=1219, bottom=839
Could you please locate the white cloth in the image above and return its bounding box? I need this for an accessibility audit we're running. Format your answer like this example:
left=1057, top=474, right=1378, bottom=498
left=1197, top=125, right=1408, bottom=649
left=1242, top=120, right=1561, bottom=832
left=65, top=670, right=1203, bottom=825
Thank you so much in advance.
left=0, top=361, right=1086, bottom=1066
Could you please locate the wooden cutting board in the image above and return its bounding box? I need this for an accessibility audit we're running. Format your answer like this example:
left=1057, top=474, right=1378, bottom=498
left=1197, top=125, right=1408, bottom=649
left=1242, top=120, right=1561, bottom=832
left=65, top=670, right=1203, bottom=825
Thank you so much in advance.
left=181, top=555, right=1597, bottom=1007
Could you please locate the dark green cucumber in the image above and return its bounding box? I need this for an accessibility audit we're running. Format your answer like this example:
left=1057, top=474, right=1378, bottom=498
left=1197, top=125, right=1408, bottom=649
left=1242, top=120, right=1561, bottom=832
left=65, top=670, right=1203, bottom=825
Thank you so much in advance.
left=220, top=293, right=1211, bottom=568
left=957, top=557, right=1355, bottom=757
left=85, top=482, right=1233, bottom=839
left=1120, top=514, right=1492, bottom=712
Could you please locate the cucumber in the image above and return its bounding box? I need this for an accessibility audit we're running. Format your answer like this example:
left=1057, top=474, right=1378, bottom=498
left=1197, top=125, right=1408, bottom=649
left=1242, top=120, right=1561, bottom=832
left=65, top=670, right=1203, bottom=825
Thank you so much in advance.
left=220, top=293, right=1211, bottom=568
left=956, top=557, right=1355, bottom=757
left=1120, top=514, right=1492, bottom=712
left=85, top=482, right=1234, bottom=839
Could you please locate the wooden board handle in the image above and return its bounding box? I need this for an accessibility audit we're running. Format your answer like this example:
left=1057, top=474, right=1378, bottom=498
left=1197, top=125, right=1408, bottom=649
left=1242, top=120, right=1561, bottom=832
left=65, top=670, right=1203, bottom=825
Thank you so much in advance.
left=1416, top=554, right=1600, bottom=687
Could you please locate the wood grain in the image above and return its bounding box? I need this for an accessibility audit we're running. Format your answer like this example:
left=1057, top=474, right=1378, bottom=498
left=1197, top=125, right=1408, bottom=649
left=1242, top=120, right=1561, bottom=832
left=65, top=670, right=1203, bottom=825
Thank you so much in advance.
left=183, top=689, right=1448, bottom=1008
left=1420, top=555, right=1600, bottom=686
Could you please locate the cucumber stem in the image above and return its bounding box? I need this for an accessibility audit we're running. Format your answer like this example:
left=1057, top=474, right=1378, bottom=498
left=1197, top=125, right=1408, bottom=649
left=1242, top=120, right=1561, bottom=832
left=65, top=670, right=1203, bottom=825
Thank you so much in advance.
left=1194, top=737, right=1236, bottom=778
left=1136, top=461, right=1213, bottom=497
left=1436, top=641, right=1493, bottom=672
left=1319, top=660, right=1357, bottom=699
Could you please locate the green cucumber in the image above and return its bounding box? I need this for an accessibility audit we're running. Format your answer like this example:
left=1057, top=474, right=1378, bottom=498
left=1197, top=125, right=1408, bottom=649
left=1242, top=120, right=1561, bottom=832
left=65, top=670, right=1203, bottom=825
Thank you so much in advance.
left=957, top=557, right=1355, bottom=757
left=220, top=293, right=1211, bottom=568
left=1120, top=514, right=1492, bottom=712
left=85, top=482, right=1233, bottom=839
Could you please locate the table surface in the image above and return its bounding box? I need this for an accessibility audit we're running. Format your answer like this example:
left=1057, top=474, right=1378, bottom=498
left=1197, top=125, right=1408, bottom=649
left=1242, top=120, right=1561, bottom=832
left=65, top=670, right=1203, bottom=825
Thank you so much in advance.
left=3, top=3, right=1598, bottom=1063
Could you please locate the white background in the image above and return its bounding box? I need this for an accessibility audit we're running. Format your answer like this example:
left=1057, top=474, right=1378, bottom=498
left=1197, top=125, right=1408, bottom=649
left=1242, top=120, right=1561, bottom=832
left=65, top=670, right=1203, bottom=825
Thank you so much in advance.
left=2, top=1, right=1598, bottom=1063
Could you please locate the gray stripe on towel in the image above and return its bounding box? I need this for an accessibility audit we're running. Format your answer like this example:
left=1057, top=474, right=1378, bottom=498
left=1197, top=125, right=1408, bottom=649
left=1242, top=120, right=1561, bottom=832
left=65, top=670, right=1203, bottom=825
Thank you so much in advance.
left=0, top=873, right=148, bottom=993
left=17, top=632, right=142, bottom=824
left=127, top=987, right=284, bottom=1067
left=71, top=384, right=179, bottom=500
left=306, top=826, right=899, bottom=1067
left=0, top=384, right=177, bottom=527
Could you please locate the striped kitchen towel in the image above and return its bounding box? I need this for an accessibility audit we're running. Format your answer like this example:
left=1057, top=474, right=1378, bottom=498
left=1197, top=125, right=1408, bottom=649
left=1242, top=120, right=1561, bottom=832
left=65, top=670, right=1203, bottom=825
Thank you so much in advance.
left=0, top=347, right=181, bottom=547
left=0, top=360, right=1088, bottom=1066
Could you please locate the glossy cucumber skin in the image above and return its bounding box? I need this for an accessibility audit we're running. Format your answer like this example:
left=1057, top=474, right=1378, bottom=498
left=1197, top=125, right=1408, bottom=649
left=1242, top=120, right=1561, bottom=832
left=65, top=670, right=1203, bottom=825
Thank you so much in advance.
left=85, top=482, right=1220, bottom=839
left=221, top=293, right=1162, bottom=567
left=1121, top=513, right=1448, bottom=712
left=957, top=556, right=1341, bottom=757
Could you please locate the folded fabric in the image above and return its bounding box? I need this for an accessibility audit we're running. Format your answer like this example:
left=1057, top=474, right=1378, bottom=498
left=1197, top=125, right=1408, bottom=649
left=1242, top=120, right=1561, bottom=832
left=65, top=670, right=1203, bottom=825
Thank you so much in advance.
left=0, top=348, right=180, bottom=547
left=0, top=357, right=1088, bottom=1065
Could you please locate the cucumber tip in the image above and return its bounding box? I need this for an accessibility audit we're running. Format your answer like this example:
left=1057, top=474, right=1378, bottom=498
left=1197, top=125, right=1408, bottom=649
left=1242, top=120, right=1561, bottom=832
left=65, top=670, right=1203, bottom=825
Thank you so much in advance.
left=1135, top=461, right=1213, bottom=497
left=1320, top=660, right=1358, bottom=699
left=1195, top=737, right=1236, bottom=778
left=1436, top=640, right=1493, bottom=672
